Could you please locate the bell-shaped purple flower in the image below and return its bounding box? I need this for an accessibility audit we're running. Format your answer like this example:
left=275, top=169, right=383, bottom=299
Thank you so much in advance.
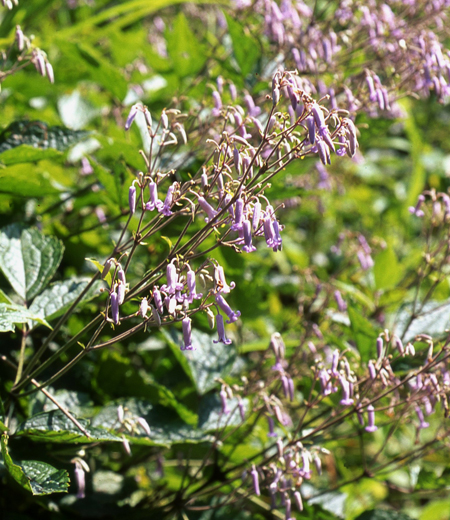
left=111, top=289, right=119, bottom=324
left=252, top=201, right=262, bottom=231
left=158, top=184, right=176, bottom=217
left=213, top=314, right=232, bottom=345
left=162, top=263, right=183, bottom=295
left=164, top=295, right=176, bottom=315
left=198, top=196, right=219, bottom=223
left=152, top=286, right=164, bottom=315
left=220, top=389, right=230, bottom=414
left=365, top=404, right=378, bottom=432
left=186, top=269, right=202, bottom=304
left=242, top=219, right=257, bottom=253
left=263, top=215, right=275, bottom=248
left=74, top=462, right=86, bottom=499
left=212, top=90, right=222, bottom=117
left=146, top=181, right=163, bottom=212
left=251, top=465, right=260, bottom=496
left=339, top=375, right=354, bottom=406
left=272, top=220, right=282, bottom=252
left=129, top=184, right=136, bottom=215
left=215, top=293, right=241, bottom=324
left=125, top=103, right=140, bottom=130
left=214, top=265, right=235, bottom=294
left=231, top=198, right=245, bottom=231
left=181, top=316, right=194, bottom=350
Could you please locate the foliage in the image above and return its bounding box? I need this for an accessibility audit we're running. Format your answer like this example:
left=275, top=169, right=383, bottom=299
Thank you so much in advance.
left=1, top=0, right=450, bottom=519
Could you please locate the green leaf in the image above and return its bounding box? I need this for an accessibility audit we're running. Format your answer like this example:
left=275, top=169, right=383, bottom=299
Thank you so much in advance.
left=163, top=328, right=237, bottom=395
left=347, top=306, right=379, bottom=362
left=0, top=224, right=64, bottom=302
left=355, top=510, right=414, bottom=520
left=0, top=303, right=51, bottom=333
left=1, top=434, right=70, bottom=495
left=73, top=42, right=128, bottom=100
left=0, top=145, right=62, bottom=166
left=28, top=278, right=101, bottom=326
left=92, top=399, right=210, bottom=447
left=392, top=300, right=450, bottom=342
left=374, top=248, right=402, bottom=290
left=86, top=257, right=112, bottom=286
left=0, top=120, right=89, bottom=153
left=198, top=394, right=246, bottom=432
left=224, top=14, right=261, bottom=76
left=15, top=410, right=122, bottom=443
left=165, top=12, right=207, bottom=77
left=0, top=164, right=62, bottom=197
left=93, top=350, right=197, bottom=425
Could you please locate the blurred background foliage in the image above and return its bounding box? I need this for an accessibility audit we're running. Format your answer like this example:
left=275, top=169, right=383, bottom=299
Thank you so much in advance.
left=2, top=1, right=450, bottom=519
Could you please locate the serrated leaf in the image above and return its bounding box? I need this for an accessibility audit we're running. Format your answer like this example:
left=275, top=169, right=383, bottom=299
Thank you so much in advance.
left=15, top=410, right=122, bottom=444
left=28, top=278, right=101, bottom=326
left=163, top=328, right=237, bottom=395
left=1, top=434, right=70, bottom=495
left=92, top=399, right=210, bottom=447
left=0, top=120, right=89, bottom=153
left=224, top=14, right=261, bottom=76
left=0, top=303, right=51, bottom=333
left=198, top=394, right=246, bottom=432
left=0, top=224, right=64, bottom=302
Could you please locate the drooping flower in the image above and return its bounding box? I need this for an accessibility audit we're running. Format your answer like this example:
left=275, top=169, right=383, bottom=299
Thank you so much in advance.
left=186, top=268, right=203, bottom=304
left=213, top=314, right=232, bottom=345
left=242, top=219, right=257, bottom=253
left=181, top=316, right=194, bottom=350
left=145, top=181, right=163, bottom=211
left=215, top=293, right=241, bottom=323
left=125, top=103, right=140, bottom=130
left=365, top=404, right=378, bottom=432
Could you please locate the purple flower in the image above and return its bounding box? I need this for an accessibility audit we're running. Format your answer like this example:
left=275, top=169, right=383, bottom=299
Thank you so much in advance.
left=214, top=314, right=232, bottom=345
left=198, top=196, right=219, bottom=222
left=376, top=337, right=384, bottom=359
left=334, top=290, right=347, bottom=311
left=212, top=90, right=222, bottom=117
left=294, top=491, right=303, bottom=511
left=152, top=286, right=164, bottom=314
left=330, top=349, right=339, bottom=376
left=15, top=25, right=24, bottom=51
left=251, top=465, right=261, bottom=496
left=368, top=360, right=376, bottom=380
left=145, top=181, right=163, bottom=211
left=339, top=375, right=354, bottom=406
left=117, top=281, right=125, bottom=305
left=162, top=263, right=183, bottom=295
left=215, top=293, right=241, bottom=324
left=125, top=103, right=140, bottom=130
left=181, top=316, right=194, bottom=350
left=186, top=269, right=202, bottom=303
left=231, top=198, right=245, bottom=231
left=242, top=219, right=257, bottom=253
left=214, top=265, right=235, bottom=294
left=220, top=389, right=230, bottom=414
left=158, top=184, right=176, bottom=217
left=409, top=194, right=425, bottom=217
left=252, top=201, right=262, bottom=231
left=139, top=298, right=148, bottom=318
left=416, top=407, right=430, bottom=429
left=111, top=289, right=119, bottom=324
left=306, top=115, right=316, bottom=144
left=263, top=215, right=275, bottom=248
left=74, top=462, right=86, bottom=499
left=365, top=404, right=378, bottom=432
left=80, top=157, right=93, bottom=175
left=272, top=220, right=282, bottom=251
left=164, top=295, right=176, bottom=315
left=267, top=416, right=277, bottom=437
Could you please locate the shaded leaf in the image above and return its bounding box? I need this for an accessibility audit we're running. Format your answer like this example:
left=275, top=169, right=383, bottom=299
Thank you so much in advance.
left=0, top=303, right=50, bottom=333
left=0, top=224, right=64, bottom=302
left=355, top=510, right=414, bottom=520
left=0, top=120, right=89, bottom=153
left=164, top=328, right=237, bottom=395
left=198, top=394, right=246, bottom=432
left=28, top=278, right=101, bottom=326
left=1, top=434, right=70, bottom=495
left=15, top=410, right=122, bottom=443
left=92, top=399, right=211, bottom=447
left=393, top=300, right=450, bottom=342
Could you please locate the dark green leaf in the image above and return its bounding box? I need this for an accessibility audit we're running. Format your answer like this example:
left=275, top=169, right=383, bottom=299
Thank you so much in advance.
left=0, top=120, right=89, bottom=153
left=164, top=328, right=237, bottom=395
left=1, top=434, right=70, bottom=495
left=198, top=394, right=246, bottom=432
left=92, top=399, right=211, bottom=447
left=15, top=410, right=122, bottom=443
left=0, top=303, right=51, bottom=332
left=0, top=224, right=64, bottom=302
